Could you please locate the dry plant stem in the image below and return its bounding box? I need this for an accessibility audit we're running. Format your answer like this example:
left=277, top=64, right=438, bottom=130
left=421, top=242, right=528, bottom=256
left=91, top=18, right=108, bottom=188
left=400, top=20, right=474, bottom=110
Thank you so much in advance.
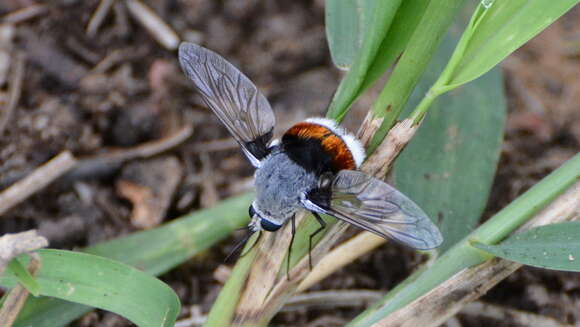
left=372, top=181, right=580, bottom=327
left=125, top=0, right=180, bottom=50
left=363, top=119, right=419, bottom=177
left=68, top=124, right=192, bottom=179
left=233, top=212, right=304, bottom=324
left=0, top=230, right=48, bottom=274
left=86, top=0, right=115, bottom=37
left=0, top=253, right=42, bottom=327
left=0, top=151, right=77, bottom=217
left=298, top=231, right=385, bottom=292
left=0, top=52, right=24, bottom=135
left=283, top=290, right=383, bottom=312
left=357, top=113, right=384, bottom=148
left=0, top=4, right=48, bottom=24
left=232, top=218, right=350, bottom=326
left=461, top=301, right=574, bottom=327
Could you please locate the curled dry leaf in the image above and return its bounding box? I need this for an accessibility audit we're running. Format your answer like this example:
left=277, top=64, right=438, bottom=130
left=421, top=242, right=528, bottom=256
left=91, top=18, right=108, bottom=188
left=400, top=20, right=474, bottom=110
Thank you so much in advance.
left=0, top=230, right=48, bottom=274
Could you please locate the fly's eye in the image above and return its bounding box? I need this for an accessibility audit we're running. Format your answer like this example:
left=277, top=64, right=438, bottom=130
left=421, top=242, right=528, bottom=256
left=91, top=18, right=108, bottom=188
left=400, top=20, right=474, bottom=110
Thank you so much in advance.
left=260, top=219, right=282, bottom=232
left=249, top=205, right=256, bottom=218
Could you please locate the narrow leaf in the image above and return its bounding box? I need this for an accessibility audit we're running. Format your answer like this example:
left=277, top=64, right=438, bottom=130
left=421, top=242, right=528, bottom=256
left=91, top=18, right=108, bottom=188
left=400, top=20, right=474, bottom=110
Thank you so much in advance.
left=360, top=0, right=430, bottom=91
left=394, top=12, right=506, bottom=253
left=474, top=222, right=580, bottom=272
left=325, top=0, right=361, bottom=70
left=2, top=250, right=180, bottom=327
left=449, top=0, right=578, bottom=87
left=6, top=258, right=40, bottom=296
left=326, top=0, right=402, bottom=121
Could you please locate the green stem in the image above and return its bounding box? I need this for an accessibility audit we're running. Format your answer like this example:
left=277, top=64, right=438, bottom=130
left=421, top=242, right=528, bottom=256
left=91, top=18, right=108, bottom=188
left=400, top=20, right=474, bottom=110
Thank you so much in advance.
left=205, top=240, right=258, bottom=326
left=366, top=0, right=467, bottom=154
left=408, top=3, right=491, bottom=123
left=350, top=153, right=580, bottom=326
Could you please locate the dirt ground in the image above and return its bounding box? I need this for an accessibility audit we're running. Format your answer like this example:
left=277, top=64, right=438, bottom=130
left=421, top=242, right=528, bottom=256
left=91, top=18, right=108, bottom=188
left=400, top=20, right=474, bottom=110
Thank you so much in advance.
left=0, top=1, right=578, bottom=326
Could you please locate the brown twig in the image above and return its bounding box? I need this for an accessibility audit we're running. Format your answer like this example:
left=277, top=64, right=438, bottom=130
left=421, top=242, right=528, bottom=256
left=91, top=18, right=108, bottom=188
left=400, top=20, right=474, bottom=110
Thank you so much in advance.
left=86, top=0, right=115, bottom=37
left=0, top=151, right=77, bottom=217
left=191, top=138, right=238, bottom=153
left=282, top=290, right=383, bottom=312
left=0, top=252, right=42, bottom=327
left=0, top=52, right=24, bottom=135
left=125, top=0, right=180, bottom=50
left=460, top=301, right=574, bottom=327
left=67, top=124, right=192, bottom=180
left=0, top=4, right=48, bottom=24
left=373, top=181, right=580, bottom=327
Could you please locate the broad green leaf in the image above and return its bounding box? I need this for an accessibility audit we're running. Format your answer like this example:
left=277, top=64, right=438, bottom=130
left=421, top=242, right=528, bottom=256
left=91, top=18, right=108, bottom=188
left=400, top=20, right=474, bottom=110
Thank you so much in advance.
left=474, top=222, right=580, bottom=272
left=2, top=250, right=180, bottom=327
left=5, top=192, right=253, bottom=327
left=6, top=258, right=40, bottom=296
left=394, top=14, right=506, bottom=253
left=326, top=0, right=402, bottom=121
left=449, top=0, right=578, bottom=87
left=325, top=0, right=361, bottom=70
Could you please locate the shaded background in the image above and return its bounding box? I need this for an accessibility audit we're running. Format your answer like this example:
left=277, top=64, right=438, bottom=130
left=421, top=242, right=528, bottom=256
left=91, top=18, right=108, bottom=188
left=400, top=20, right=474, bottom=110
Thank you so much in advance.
left=0, top=1, right=578, bottom=326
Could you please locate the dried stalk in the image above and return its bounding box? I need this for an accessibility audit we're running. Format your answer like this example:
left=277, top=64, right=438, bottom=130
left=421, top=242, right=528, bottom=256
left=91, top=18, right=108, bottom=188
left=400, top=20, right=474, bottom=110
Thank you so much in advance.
left=125, top=0, right=180, bottom=50
left=298, top=231, right=385, bottom=292
left=0, top=253, right=42, bottom=327
left=86, top=0, right=115, bottom=37
left=460, top=302, right=574, bottom=327
left=0, top=151, right=77, bottom=217
left=0, top=52, right=25, bottom=135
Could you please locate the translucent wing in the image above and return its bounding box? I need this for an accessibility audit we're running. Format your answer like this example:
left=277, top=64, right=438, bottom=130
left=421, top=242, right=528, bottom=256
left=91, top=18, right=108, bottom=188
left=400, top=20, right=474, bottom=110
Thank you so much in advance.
left=306, top=170, right=443, bottom=250
left=178, top=42, right=276, bottom=167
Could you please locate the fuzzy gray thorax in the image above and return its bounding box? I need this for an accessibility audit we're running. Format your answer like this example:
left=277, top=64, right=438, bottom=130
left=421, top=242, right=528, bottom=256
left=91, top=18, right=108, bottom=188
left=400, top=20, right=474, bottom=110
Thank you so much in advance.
left=253, top=149, right=318, bottom=225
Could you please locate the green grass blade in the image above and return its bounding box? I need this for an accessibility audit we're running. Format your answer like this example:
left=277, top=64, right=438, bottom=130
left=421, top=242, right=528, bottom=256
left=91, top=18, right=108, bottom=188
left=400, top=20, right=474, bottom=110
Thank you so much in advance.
left=395, top=21, right=506, bottom=252
left=449, top=0, right=578, bottom=87
left=6, top=258, right=40, bottom=296
left=205, top=237, right=258, bottom=326
left=6, top=192, right=253, bottom=327
left=326, top=0, right=402, bottom=121
left=325, top=0, right=361, bottom=70
left=359, top=0, right=430, bottom=92
left=473, top=222, right=580, bottom=272
left=2, top=250, right=180, bottom=327
left=366, top=0, right=467, bottom=154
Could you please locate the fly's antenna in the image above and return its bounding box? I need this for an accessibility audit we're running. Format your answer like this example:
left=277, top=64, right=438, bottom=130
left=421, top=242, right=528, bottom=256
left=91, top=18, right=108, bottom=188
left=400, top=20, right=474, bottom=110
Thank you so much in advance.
left=240, top=230, right=262, bottom=257
left=225, top=228, right=256, bottom=263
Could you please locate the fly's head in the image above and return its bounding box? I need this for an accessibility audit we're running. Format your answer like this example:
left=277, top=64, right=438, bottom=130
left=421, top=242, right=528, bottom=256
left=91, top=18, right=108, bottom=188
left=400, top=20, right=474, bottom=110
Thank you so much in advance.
left=248, top=203, right=282, bottom=232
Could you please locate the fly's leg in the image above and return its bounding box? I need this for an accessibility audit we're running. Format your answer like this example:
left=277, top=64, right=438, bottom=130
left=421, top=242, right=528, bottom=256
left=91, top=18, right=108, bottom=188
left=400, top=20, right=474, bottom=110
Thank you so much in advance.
left=286, top=215, right=296, bottom=281
left=309, top=212, right=326, bottom=270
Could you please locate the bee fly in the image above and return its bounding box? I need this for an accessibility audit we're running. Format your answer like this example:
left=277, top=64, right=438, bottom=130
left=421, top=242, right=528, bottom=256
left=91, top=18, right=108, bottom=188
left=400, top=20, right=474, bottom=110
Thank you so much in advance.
left=178, top=42, right=443, bottom=269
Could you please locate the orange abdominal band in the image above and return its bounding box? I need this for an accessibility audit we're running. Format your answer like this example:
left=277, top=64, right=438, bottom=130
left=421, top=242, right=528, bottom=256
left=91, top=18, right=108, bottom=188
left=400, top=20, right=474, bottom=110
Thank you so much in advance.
left=284, top=122, right=356, bottom=171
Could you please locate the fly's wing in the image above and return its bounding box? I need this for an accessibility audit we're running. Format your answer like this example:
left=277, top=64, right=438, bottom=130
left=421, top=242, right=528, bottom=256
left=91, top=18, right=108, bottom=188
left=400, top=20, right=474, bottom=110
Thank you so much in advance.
left=178, top=42, right=276, bottom=167
left=308, top=170, right=443, bottom=250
